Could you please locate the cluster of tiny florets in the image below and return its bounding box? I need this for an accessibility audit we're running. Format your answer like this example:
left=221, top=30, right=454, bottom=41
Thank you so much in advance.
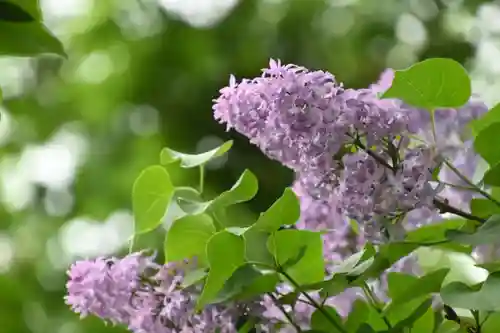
left=65, top=253, right=266, bottom=333
left=65, top=61, right=492, bottom=331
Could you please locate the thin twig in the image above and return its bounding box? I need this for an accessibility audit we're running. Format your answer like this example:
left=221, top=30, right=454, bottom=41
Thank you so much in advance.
left=267, top=293, right=302, bottom=332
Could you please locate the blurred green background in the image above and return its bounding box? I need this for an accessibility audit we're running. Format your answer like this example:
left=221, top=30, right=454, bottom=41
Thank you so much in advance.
left=0, top=0, right=499, bottom=332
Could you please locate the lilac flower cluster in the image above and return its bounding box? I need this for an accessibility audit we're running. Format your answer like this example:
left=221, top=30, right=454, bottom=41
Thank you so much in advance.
left=214, top=59, right=441, bottom=225
left=65, top=252, right=266, bottom=333
left=213, top=59, right=418, bottom=178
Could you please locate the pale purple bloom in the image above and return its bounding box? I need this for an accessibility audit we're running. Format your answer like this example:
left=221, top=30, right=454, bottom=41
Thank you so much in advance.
left=66, top=253, right=267, bottom=333
left=213, top=59, right=418, bottom=177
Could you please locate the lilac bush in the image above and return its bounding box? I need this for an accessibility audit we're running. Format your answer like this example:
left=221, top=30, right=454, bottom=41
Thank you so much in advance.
left=66, top=58, right=500, bottom=332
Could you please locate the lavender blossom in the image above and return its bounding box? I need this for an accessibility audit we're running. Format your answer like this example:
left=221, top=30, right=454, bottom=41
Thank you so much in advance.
left=66, top=252, right=267, bottom=333
left=337, top=147, right=437, bottom=223
left=65, top=252, right=155, bottom=324
left=213, top=59, right=417, bottom=177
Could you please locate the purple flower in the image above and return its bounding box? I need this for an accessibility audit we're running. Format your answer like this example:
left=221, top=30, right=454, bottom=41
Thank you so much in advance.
left=66, top=253, right=267, bottom=333
left=213, top=60, right=417, bottom=176
left=65, top=252, right=156, bottom=324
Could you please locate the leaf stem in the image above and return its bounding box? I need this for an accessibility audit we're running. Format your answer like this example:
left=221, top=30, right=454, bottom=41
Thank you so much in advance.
left=442, top=159, right=500, bottom=207
left=361, top=282, right=393, bottom=329
left=278, top=269, right=348, bottom=333
left=267, top=292, right=302, bottom=332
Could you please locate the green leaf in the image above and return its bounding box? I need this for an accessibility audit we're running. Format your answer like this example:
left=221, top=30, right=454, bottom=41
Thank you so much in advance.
left=355, top=324, right=376, bottom=333
left=278, top=291, right=299, bottom=306
left=212, top=169, right=258, bottom=208
left=405, top=219, right=465, bottom=243
left=410, top=306, right=435, bottom=333
left=164, top=213, right=216, bottom=263
left=483, top=163, right=500, bottom=186
left=417, top=247, right=487, bottom=287
left=345, top=300, right=369, bottom=332
left=310, top=306, right=344, bottom=332
left=212, top=264, right=262, bottom=303
left=385, top=269, right=449, bottom=312
left=250, top=188, right=300, bottom=232
left=11, top=0, right=41, bottom=20
left=132, top=165, right=174, bottom=235
left=267, top=229, right=325, bottom=284
left=471, top=103, right=500, bottom=136
left=332, top=250, right=367, bottom=274
left=236, top=273, right=280, bottom=301
left=441, top=272, right=500, bottom=311
left=197, top=231, right=245, bottom=309
left=446, top=215, right=500, bottom=245
left=381, top=58, right=471, bottom=109
left=174, top=186, right=201, bottom=202
left=387, top=298, right=433, bottom=332
left=0, top=21, right=66, bottom=57
left=181, top=268, right=208, bottom=288
left=482, top=312, right=500, bottom=333
left=470, top=198, right=500, bottom=218
left=0, top=1, right=35, bottom=22
left=211, top=265, right=279, bottom=303
left=477, top=262, right=500, bottom=273
left=160, top=140, right=233, bottom=168
left=319, top=274, right=351, bottom=299
left=353, top=242, right=419, bottom=282
left=243, top=229, right=274, bottom=265
left=474, top=123, right=500, bottom=165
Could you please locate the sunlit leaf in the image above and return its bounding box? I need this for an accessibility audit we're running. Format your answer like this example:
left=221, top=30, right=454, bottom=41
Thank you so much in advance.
left=267, top=229, right=325, bottom=284
left=197, top=231, right=245, bottom=309
left=310, top=306, right=345, bottom=332
left=250, top=187, right=300, bottom=232
left=181, top=268, right=207, bottom=289
left=384, top=269, right=449, bottom=314
left=441, top=272, right=500, bottom=311
left=212, top=169, right=258, bottom=208
left=382, top=58, right=471, bottom=109
left=446, top=215, right=500, bottom=245
left=132, top=165, right=174, bottom=234
left=474, top=123, right=500, bottom=165
left=164, top=213, right=216, bottom=263
left=471, top=103, right=500, bottom=136
left=160, top=140, right=233, bottom=168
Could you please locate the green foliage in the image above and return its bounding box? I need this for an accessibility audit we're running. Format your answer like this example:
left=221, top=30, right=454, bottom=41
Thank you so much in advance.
left=471, top=103, right=500, bottom=136
left=250, top=187, right=300, bottom=232
left=128, top=54, right=500, bottom=333
left=384, top=269, right=449, bottom=315
left=345, top=300, right=370, bottom=332
left=160, top=140, right=233, bottom=168
left=267, top=229, right=325, bottom=284
left=382, top=58, right=471, bottom=109
left=164, top=213, right=215, bottom=263
left=211, top=169, right=258, bottom=208
left=132, top=165, right=175, bottom=234
left=446, top=215, right=500, bottom=245
left=197, top=230, right=245, bottom=309
left=310, top=306, right=344, bottom=332
left=441, top=272, right=500, bottom=311
left=474, top=123, right=500, bottom=166
left=0, top=0, right=65, bottom=57
left=470, top=199, right=500, bottom=218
